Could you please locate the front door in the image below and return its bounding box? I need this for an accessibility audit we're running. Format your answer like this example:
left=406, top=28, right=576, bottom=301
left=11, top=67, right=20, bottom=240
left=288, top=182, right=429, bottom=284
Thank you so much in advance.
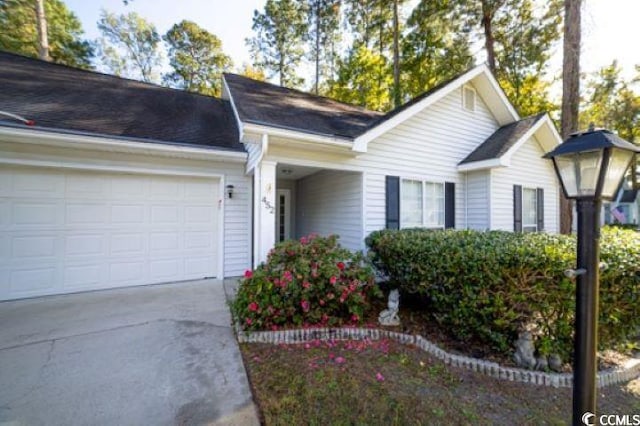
left=276, top=189, right=291, bottom=242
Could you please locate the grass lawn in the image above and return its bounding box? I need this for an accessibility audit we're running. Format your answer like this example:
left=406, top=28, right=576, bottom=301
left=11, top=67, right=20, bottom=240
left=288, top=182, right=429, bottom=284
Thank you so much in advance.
left=241, top=338, right=640, bottom=425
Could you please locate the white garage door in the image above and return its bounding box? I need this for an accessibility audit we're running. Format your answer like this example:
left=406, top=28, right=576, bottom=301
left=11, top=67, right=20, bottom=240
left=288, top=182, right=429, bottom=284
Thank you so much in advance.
left=0, top=166, right=220, bottom=301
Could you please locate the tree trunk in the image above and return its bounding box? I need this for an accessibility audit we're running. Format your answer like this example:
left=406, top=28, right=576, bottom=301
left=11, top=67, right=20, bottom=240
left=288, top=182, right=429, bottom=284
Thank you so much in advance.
left=560, top=0, right=582, bottom=234
left=314, top=2, right=320, bottom=95
left=392, top=0, right=401, bottom=108
left=481, top=2, right=496, bottom=73
left=34, top=0, right=50, bottom=61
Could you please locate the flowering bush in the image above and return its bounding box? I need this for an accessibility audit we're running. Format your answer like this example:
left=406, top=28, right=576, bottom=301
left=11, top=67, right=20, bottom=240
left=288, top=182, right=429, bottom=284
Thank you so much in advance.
left=232, top=234, right=381, bottom=331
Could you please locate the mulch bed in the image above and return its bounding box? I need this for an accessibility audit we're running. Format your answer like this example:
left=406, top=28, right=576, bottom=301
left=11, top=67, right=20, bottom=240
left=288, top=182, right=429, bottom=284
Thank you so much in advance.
left=240, top=339, right=640, bottom=425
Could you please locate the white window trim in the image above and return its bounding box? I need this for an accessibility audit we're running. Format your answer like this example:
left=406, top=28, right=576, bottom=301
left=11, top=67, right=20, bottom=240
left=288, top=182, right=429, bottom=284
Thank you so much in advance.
left=462, top=85, right=477, bottom=112
left=400, top=178, right=445, bottom=229
left=522, top=187, right=538, bottom=232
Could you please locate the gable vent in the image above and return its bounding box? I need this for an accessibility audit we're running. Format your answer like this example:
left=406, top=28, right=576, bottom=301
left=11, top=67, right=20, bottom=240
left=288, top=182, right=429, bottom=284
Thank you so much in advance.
left=463, top=86, right=476, bottom=112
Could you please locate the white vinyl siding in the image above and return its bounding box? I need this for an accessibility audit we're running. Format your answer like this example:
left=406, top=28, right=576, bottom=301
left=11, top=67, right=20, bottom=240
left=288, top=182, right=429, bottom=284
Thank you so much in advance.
left=491, top=136, right=559, bottom=233
left=359, top=86, right=497, bottom=235
left=264, top=85, right=499, bottom=238
left=295, top=170, right=363, bottom=251
left=466, top=170, right=490, bottom=230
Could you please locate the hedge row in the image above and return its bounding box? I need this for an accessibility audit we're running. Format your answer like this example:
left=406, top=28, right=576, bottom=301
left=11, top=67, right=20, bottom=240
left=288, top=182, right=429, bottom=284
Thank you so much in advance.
left=366, top=227, right=640, bottom=360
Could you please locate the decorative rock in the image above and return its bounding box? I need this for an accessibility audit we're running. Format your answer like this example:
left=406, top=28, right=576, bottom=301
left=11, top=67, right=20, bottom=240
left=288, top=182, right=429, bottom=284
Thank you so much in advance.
left=548, top=354, right=563, bottom=372
left=513, top=331, right=537, bottom=369
left=535, top=356, right=549, bottom=371
left=378, top=289, right=401, bottom=326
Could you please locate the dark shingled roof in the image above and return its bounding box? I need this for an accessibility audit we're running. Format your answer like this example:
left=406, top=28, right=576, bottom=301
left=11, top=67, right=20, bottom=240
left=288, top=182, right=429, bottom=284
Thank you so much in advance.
left=0, top=51, right=243, bottom=151
left=459, top=113, right=547, bottom=165
left=224, top=73, right=383, bottom=139
left=620, top=189, right=638, bottom=203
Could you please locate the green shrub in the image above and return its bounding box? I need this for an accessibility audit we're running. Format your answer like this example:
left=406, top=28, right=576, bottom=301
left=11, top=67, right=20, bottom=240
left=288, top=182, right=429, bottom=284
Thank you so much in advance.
left=232, top=234, right=381, bottom=331
left=366, top=228, right=640, bottom=360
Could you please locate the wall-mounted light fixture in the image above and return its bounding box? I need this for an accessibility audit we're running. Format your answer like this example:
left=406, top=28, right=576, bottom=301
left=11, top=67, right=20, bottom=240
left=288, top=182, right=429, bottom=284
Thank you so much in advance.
left=226, top=184, right=234, bottom=199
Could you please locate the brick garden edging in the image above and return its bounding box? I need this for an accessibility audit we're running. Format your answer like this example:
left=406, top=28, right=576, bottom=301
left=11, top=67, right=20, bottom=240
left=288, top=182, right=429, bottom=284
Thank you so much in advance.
left=236, top=326, right=640, bottom=389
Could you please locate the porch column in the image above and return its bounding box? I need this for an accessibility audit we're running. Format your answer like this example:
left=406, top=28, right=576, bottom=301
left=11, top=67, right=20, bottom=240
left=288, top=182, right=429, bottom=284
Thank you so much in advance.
left=253, top=160, right=277, bottom=267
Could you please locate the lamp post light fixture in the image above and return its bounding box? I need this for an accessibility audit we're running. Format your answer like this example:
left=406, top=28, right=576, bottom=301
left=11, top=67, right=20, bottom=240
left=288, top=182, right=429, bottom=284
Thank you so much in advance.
left=543, top=128, right=640, bottom=425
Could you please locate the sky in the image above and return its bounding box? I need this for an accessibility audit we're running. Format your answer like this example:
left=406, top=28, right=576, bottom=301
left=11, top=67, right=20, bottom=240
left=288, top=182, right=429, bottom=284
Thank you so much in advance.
left=64, top=0, right=640, bottom=90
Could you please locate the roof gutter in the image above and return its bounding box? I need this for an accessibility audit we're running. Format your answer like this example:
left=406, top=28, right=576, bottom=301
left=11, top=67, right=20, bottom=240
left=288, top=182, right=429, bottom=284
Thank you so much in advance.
left=242, top=122, right=355, bottom=150
left=0, top=125, right=247, bottom=162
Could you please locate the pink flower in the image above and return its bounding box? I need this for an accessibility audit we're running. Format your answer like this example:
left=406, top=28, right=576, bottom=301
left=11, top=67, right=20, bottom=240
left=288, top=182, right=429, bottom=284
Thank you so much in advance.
left=335, top=356, right=345, bottom=364
left=244, top=270, right=253, bottom=279
left=245, top=318, right=252, bottom=325
left=351, top=314, right=359, bottom=322
left=248, top=302, right=259, bottom=312
left=330, top=276, right=337, bottom=285
left=302, top=281, right=311, bottom=289
left=300, top=236, right=308, bottom=244
left=319, top=299, right=325, bottom=306
left=283, top=270, right=293, bottom=282
left=301, top=300, right=310, bottom=312
left=337, top=262, right=345, bottom=271
left=376, top=372, right=385, bottom=382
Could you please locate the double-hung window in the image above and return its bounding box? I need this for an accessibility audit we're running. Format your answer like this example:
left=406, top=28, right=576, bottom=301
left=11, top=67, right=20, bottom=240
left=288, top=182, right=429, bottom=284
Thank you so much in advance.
left=400, top=179, right=445, bottom=228
left=522, top=187, right=538, bottom=232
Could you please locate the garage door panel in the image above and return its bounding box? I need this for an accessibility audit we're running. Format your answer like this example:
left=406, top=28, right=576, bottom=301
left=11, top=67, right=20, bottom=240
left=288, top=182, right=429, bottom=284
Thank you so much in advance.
left=11, top=235, right=57, bottom=259
left=109, top=261, right=146, bottom=284
left=151, top=205, right=181, bottom=224
left=13, top=170, right=64, bottom=198
left=150, top=258, right=182, bottom=280
left=10, top=267, right=58, bottom=293
left=13, top=202, right=60, bottom=226
left=185, top=256, right=214, bottom=278
left=111, top=176, right=148, bottom=199
left=110, top=233, right=146, bottom=256
left=111, top=204, right=146, bottom=224
left=64, top=264, right=104, bottom=290
left=65, top=234, right=106, bottom=257
left=66, top=174, right=108, bottom=198
left=150, top=178, right=182, bottom=200
left=0, top=166, right=220, bottom=301
left=149, top=232, right=180, bottom=252
left=66, top=203, right=109, bottom=225
left=185, top=231, right=213, bottom=250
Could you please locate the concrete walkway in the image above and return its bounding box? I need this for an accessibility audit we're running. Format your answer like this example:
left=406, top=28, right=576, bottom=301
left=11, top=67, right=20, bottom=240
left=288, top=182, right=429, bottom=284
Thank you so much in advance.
left=0, top=279, right=259, bottom=426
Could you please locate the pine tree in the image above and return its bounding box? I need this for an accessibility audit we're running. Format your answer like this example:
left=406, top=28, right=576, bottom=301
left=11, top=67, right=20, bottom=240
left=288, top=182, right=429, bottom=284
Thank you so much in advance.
left=247, top=0, right=307, bottom=88
left=327, top=46, right=393, bottom=111
left=163, top=20, right=232, bottom=96
left=454, top=0, right=562, bottom=116
left=401, top=0, right=474, bottom=99
left=97, top=10, right=162, bottom=83
left=306, top=0, right=341, bottom=94
left=0, top=0, right=93, bottom=68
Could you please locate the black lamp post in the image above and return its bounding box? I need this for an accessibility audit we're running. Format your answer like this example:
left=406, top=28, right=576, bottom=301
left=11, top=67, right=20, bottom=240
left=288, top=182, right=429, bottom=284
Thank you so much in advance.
left=544, top=128, right=640, bottom=425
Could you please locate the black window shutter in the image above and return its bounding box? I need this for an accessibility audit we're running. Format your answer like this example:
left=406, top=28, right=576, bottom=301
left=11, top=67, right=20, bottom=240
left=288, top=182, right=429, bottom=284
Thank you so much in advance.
left=536, top=187, right=544, bottom=231
left=513, top=185, right=522, bottom=232
left=385, top=176, right=400, bottom=230
left=445, top=182, right=455, bottom=229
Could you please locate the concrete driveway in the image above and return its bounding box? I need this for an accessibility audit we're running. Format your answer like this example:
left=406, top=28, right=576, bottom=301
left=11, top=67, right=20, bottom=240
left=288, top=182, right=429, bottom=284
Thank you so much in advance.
left=0, top=279, right=259, bottom=426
